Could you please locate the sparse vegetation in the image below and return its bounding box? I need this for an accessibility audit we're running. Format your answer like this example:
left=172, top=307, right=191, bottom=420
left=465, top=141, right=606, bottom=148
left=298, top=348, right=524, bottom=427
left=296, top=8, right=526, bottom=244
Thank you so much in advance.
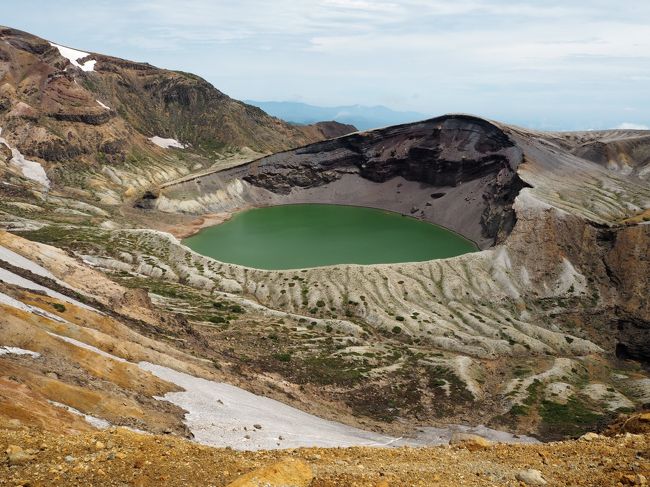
left=539, top=397, right=603, bottom=438
left=273, top=352, right=292, bottom=362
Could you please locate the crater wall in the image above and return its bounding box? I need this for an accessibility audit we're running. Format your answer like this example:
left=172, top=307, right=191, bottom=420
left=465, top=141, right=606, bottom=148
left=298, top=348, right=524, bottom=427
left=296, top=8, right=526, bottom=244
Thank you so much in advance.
left=149, top=115, right=527, bottom=248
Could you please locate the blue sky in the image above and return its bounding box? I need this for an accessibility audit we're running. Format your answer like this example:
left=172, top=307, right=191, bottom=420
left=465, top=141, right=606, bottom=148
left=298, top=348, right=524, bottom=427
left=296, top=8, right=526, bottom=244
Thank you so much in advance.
left=4, top=0, right=650, bottom=129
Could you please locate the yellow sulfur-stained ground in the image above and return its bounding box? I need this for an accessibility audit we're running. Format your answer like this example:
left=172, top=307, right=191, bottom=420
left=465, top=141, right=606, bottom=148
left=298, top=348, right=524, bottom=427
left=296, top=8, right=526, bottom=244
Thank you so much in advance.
left=1, top=426, right=648, bottom=486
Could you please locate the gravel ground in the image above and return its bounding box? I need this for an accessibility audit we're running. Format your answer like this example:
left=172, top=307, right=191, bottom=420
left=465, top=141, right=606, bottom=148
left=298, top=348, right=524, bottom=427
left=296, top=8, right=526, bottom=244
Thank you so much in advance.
left=1, top=427, right=648, bottom=486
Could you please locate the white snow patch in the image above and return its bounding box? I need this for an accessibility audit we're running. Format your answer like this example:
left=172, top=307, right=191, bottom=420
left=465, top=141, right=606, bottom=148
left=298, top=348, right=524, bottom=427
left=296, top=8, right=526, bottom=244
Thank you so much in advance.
left=49, top=42, right=96, bottom=72
left=96, top=100, right=110, bottom=110
left=11, top=148, right=50, bottom=188
left=149, top=136, right=186, bottom=149
left=47, top=332, right=126, bottom=362
left=48, top=401, right=111, bottom=429
left=0, top=346, right=40, bottom=358
left=2, top=315, right=537, bottom=449
left=0, top=266, right=96, bottom=311
left=139, top=361, right=411, bottom=450
left=9, top=149, right=50, bottom=188
left=0, top=290, right=68, bottom=323
left=0, top=128, right=50, bottom=188
left=138, top=361, right=536, bottom=450
left=0, top=243, right=100, bottom=311
left=0, top=245, right=57, bottom=280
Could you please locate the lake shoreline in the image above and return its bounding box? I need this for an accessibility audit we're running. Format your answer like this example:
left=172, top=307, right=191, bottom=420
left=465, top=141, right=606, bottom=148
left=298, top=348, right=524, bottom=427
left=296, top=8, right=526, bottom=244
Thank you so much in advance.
left=173, top=202, right=481, bottom=249
left=182, top=203, right=478, bottom=270
left=166, top=211, right=238, bottom=239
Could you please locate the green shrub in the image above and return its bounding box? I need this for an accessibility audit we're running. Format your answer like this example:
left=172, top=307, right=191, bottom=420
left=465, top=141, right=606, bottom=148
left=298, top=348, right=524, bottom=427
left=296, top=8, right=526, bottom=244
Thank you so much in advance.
left=52, top=303, right=66, bottom=313
left=509, top=404, right=529, bottom=416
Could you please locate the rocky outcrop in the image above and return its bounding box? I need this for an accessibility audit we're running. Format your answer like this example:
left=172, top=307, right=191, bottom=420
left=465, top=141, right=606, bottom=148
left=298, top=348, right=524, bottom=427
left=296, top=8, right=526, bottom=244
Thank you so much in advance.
left=239, top=115, right=520, bottom=189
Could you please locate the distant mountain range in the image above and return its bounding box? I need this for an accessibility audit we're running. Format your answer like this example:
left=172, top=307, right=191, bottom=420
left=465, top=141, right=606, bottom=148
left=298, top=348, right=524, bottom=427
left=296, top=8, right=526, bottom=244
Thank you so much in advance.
left=245, top=101, right=429, bottom=131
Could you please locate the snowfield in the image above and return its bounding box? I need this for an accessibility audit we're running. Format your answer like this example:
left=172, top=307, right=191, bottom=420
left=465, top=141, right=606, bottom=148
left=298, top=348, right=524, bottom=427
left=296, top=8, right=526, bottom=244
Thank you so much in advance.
left=0, top=290, right=67, bottom=323
left=49, top=42, right=96, bottom=72
left=48, top=332, right=126, bottom=363
left=48, top=401, right=111, bottom=429
left=96, top=100, right=111, bottom=110
left=0, top=242, right=101, bottom=312
left=138, top=362, right=537, bottom=450
left=0, top=346, right=40, bottom=358
left=139, top=361, right=407, bottom=450
left=0, top=262, right=94, bottom=312
left=0, top=245, right=57, bottom=280
left=149, top=136, right=187, bottom=149
left=0, top=128, right=50, bottom=188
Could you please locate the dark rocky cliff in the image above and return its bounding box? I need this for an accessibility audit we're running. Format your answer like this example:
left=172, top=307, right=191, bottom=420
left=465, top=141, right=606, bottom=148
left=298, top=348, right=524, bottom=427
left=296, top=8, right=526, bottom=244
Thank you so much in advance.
left=221, top=115, right=528, bottom=245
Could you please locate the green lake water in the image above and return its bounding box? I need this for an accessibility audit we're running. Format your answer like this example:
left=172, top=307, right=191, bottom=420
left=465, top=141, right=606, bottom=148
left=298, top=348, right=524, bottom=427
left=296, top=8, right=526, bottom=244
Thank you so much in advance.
left=183, top=204, right=477, bottom=270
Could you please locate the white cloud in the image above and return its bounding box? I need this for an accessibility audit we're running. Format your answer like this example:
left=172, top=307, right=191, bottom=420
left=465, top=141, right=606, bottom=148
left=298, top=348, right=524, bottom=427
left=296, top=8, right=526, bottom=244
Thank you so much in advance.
left=616, top=123, right=649, bottom=130
left=6, top=0, right=650, bottom=128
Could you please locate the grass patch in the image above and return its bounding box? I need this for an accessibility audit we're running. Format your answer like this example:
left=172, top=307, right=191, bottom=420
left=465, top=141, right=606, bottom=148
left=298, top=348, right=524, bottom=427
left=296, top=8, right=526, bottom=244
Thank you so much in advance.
left=300, top=356, right=367, bottom=386
left=540, top=396, right=603, bottom=438
left=273, top=352, right=292, bottom=362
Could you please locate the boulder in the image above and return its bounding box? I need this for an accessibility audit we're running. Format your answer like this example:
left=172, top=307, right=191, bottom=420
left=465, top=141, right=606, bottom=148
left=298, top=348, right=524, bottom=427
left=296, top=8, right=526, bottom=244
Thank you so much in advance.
left=579, top=432, right=603, bottom=441
left=515, top=469, right=548, bottom=486
left=6, top=445, right=35, bottom=465
left=449, top=432, right=492, bottom=451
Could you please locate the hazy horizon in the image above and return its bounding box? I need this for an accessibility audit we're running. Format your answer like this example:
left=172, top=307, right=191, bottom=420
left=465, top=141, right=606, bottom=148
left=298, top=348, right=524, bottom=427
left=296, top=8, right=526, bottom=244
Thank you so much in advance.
left=4, top=1, right=650, bottom=130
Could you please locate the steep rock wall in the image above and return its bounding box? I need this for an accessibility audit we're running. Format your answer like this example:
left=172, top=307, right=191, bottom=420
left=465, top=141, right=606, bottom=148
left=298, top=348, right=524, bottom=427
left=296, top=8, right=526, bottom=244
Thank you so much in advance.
left=151, top=115, right=527, bottom=248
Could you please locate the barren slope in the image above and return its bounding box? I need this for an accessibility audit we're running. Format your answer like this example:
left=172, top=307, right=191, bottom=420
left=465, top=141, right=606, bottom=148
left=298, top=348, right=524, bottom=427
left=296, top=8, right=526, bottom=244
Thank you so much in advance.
left=0, top=26, right=354, bottom=206
left=1, top=427, right=648, bottom=486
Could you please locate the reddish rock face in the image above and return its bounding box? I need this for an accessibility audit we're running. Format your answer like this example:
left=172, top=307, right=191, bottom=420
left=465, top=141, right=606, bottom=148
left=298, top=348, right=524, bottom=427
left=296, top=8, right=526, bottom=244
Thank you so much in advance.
left=0, top=26, right=353, bottom=186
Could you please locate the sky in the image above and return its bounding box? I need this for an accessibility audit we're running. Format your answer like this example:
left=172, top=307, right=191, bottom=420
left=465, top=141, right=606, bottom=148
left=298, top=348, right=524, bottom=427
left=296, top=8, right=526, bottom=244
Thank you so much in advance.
left=4, top=0, right=650, bottom=130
